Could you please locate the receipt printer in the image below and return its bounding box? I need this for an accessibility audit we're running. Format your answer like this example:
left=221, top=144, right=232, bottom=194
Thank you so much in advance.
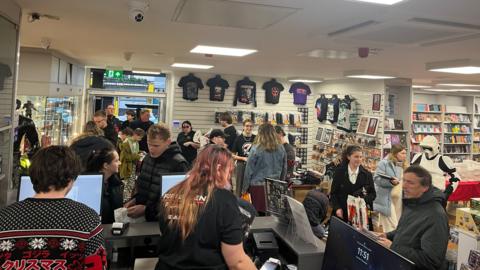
left=111, top=222, right=129, bottom=236
left=253, top=232, right=279, bottom=264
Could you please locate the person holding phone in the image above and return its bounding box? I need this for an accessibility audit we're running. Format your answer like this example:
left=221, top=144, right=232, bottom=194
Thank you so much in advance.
left=373, top=144, right=407, bottom=232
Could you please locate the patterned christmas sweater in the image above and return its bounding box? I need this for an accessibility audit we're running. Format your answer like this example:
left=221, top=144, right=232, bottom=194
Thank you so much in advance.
left=0, top=198, right=106, bottom=270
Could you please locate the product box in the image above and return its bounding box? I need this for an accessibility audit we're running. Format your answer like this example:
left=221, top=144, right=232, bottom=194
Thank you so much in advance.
left=468, top=249, right=480, bottom=269
left=456, top=208, right=480, bottom=235
left=471, top=198, right=480, bottom=212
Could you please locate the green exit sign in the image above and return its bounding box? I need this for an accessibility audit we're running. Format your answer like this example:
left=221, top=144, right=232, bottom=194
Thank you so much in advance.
left=105, top=70, right=123, bottom=79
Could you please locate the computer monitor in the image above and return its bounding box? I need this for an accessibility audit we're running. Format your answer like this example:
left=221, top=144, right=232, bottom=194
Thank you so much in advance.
left=322, top=216, right=415, bottom=270
left=161, top=174, right=187, bottom=196
left=18, top=175, right=103, bottom=215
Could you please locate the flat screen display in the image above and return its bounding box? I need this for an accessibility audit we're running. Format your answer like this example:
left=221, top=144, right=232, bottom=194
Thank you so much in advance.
left=18, top=175, right=103, bottom=215
left=322, top=216, right=415, bottom=270
left=161, top=174, right=186, bottom=196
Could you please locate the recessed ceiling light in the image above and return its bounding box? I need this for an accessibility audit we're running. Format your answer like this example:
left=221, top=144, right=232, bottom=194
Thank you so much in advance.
left=171, top=63, right=214, bottom=69
left=436, top=83, right=480, bottom=87
left=350, top=0, right=405, bottom=5
left=288, top=78, right=323, bottom=83
left=344, top=70, right=396, bottom=80
left=190, top=45, right=257, bottom=57
left=427, top=59, right=480, bottom=74
left=423, top=89, right=457, bottom=92
left=412, top=85, right=432, bottom=88
left=132, top=70, right=161, bottom=75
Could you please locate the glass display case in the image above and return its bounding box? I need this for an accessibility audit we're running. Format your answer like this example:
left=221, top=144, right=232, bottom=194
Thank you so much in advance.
left=17, top=96, right=81, bottom=146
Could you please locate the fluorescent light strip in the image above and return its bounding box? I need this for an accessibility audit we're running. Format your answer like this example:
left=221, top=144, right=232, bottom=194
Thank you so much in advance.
left=430, top=66, right=480, bottom=74
left=437, top=83, right=480, bottom=87
left=132, top=70, right=161, bottom=75
left=289, top=79, right=323, bottom=83
left=412, top=85, right=432, bottom=88
left=191, top=45, right=257, bottom=57
left=351, top=0, right=405, bottom=5
left=171, top=63, right=214, bottom=69
left=346, top=75, right=396, bottom=79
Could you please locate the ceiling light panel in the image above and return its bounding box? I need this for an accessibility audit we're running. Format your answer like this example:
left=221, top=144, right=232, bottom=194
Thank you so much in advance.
left=349, top=0, right=405, bottom=5
left=171, top=63, right=213, bottom=69
left=191, top=45, right=257, bottom=57
left=288, top=78, right=323, bottom=83
left=427, top=59, right=480, bottom=74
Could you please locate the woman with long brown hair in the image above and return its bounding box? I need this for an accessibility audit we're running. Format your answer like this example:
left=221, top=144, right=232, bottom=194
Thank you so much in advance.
left=373, top=143, right=407, bottom=232
left=243, top=123, right=287, bottom=213
left=156, top=144, right=256, bottom=270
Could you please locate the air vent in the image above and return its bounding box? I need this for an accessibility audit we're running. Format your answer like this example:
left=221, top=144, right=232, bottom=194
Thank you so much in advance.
left=328, top=20, right=379, bottom=37
left=409, top=17, right=480, bottom=31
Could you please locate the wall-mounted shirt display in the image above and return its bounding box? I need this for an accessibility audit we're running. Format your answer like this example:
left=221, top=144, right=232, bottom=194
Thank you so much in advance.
left=234, top=77, right=257, bottom=107
left=289, top=82, right=311, bottom=105
left=315, top=94, right=329, bottom=122
left=178, top=73, right=204, bottom=101
left=262, top=79, right=284, bottom=104
left=337, top=95, right=356, bottom=132
left=327, top=95, right=340, bottom=123
left=206, top=75, right=229, bottom=101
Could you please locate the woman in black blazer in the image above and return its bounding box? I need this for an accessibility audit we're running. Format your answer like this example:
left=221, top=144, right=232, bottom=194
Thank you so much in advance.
left=331, top=145, right=376, bottom=222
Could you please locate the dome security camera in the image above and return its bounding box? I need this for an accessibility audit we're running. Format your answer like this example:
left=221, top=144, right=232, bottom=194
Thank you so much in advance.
left=129, top=1, right=149, bottom=23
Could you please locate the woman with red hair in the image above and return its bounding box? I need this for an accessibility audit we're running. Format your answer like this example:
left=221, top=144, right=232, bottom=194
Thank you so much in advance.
left=156, top=144, right=256, bottom=270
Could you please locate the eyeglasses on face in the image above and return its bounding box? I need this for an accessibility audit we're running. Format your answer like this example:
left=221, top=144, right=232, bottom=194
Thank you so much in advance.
left=182, top=126, right=190, bottom=128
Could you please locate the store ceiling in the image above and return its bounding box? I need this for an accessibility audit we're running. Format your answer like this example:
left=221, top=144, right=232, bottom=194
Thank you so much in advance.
left=14, top=0, right=480, bottom=82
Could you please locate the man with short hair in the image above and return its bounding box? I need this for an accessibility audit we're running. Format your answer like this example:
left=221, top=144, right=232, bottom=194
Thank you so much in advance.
left=121, top=109, right=136, bottom=130
left=93, top=110, right=117, bottom=145
left=129, top=109, right=153, bottom=152
left=105, top=104, right=122, bottom=133
left=219, top=112, right=237, bottom=151
left=0, top=146, right=106, bottom=269
left=124, top=124, right=189, bottom=221
left=378, top=165, right=449, bottom=270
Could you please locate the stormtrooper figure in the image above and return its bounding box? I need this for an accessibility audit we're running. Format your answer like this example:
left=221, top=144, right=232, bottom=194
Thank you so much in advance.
left=411, top=135, right=460, bottom=198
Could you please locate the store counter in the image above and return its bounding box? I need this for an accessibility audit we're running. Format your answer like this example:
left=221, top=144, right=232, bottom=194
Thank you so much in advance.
left=250, top=216, right=325, bottom=270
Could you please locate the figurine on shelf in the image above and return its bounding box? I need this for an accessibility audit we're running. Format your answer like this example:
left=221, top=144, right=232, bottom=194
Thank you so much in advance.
left=22, top=100, right=37, bottom=118
left=411, top=135, right=460, bottom=201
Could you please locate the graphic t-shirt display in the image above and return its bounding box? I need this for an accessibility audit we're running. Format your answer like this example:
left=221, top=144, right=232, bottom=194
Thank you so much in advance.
left=262, top=79, right=284, bottom=104
left=157, top=188, right=243, bottom=269
left=178, top=74, right=204, bottom=101
left=289, top=82, right=311, bottom=105
left=337, top=96, right=355, bottom=132
left=234, top=77, right=257, bottom=107
left=206, top=75, right=230, bottom=101
left=315, top=94, right=329, bottom=122
left=327, top=95, right=340, bottom=123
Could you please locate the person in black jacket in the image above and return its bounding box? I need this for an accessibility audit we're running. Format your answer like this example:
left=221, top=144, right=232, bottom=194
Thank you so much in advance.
left=377, top=165, right=449, bottom=270
left=93, top=110, right=117, bottom=146
left=124, top=124, right=189, bottom=221
left=303, top=189, right=329, bottom=239
left=330, top=145, right=376, bottom=223
left=219, top=112, right=237, bottom=151
left=129, top=109, right=154, bottom=152
left=85, top=146, right=123, bottom=224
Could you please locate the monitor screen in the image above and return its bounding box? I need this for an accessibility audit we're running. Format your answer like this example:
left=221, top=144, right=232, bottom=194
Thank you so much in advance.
left=322, top=217, right=415, bottom=270
left=18, top=175, right=103, bottom=215
left=161, top=174, right=187, bottom=196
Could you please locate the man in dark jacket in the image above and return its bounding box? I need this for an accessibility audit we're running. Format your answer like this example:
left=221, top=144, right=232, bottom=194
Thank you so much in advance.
left=124, top=124, right=188, bottom=221
left=129, top=109, right=153, bottom=152
left=303, top=189, right=329, bottom=239
left=70, top=135, right=114, bottom=172
left=378, top=165, right=449, bottom=270
left=93, top=110, right=117, bottom=146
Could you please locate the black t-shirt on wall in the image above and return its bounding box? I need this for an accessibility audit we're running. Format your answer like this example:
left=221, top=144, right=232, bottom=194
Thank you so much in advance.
left=223, top=125, right=238, bottom=151
left=262, top=79, right=284, bottom=104
left=156, top=188, right=243, bottom=270
left=206, top=75, right=230, bottom=101
left=232, top=134, right=256, bottom=157
left=178, top=74, right=204, bottom=101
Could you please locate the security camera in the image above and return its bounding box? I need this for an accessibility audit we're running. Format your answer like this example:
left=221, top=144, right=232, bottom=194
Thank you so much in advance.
left=129, top=1, right=149, bottom=23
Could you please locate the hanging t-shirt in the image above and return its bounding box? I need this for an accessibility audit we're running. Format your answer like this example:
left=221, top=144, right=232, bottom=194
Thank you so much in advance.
left=315, top=95, right=329, bottom=122
left=206, top=75, right=230, bottom=101
left=178, top=74, right=204, bottom=101
left=327, top=95, right=340, bottom=123
left=234, top=78, right=257, bottom=107
left=289, top=82, right=311, bottom=105
left=262, top=80, right=284, bottom=104
left=337, top=97, right=355, bottom=132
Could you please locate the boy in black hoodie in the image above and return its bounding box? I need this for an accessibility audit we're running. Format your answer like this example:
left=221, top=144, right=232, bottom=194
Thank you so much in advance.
left=124, top=124, right=189, bottom=221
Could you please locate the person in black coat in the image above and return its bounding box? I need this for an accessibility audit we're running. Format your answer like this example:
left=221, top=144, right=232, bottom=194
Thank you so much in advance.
left=303, top=189, right=329, bottom=238
left=330, top=145, right=376, bottom=223
left=85, top=147, right=123, bottom=224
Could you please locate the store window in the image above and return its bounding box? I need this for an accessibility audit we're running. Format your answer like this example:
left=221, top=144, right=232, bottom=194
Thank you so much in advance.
left=90, top=68, right=166, bottom=92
